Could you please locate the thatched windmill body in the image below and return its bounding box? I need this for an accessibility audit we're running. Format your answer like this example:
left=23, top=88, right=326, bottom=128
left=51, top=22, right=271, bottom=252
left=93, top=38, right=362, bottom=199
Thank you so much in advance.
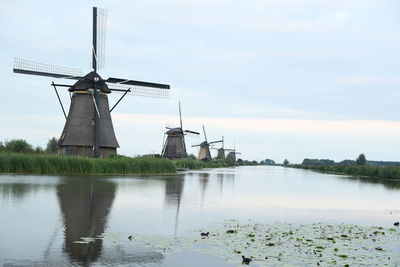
left=13, top=7, right=170, bottom=157
left=161, top=102, right=199, bottom=159
left=192, top=126, right=222, bottom=161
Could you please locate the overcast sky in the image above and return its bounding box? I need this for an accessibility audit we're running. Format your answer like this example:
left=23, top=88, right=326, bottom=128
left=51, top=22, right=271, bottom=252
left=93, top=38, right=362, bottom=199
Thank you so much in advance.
left=1, top=0, right=400, bottom=163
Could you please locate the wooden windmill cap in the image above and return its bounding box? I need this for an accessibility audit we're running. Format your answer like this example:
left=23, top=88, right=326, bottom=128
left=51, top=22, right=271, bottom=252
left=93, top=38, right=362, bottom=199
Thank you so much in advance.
left=69, top=71, right=111, bottom=93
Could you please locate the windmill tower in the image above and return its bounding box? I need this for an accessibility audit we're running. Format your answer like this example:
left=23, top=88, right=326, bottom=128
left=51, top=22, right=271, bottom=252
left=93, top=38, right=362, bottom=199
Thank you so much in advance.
left=192, top=126, right=223, bottom=161
left=161, top=102, right=199, bottom=159
left=13, top=7, right=170, bottom=157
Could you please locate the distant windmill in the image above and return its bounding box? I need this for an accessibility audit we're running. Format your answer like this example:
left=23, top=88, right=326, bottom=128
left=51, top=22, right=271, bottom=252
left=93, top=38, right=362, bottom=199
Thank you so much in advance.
left=211, top=136, right=231, bottom=159
left=13, top=7, right=170, bottom=157
left=225, top=143, right=241, bottom=163
left=192, top=126, right=223, bottom=161
left=161, top=102, right=199, bottom=159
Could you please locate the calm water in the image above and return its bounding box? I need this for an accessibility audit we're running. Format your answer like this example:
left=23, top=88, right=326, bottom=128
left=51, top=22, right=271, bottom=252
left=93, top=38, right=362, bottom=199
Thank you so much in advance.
left=1, top=166, right=399, bottom=266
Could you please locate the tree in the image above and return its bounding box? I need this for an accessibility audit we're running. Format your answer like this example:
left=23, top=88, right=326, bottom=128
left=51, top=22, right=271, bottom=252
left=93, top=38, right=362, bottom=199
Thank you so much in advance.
left=283, top=159, right=289, bottom=166
left=356, top=153, right=367, bottom=165
left=225, top=153, right=236, bottom=166
left=46, top=137, right=59, bottom=154
left=4, top=139, right=34, bottom=153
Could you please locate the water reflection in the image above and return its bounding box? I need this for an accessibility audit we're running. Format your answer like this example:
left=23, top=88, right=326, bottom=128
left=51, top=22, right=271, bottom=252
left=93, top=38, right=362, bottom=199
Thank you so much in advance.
left=2, top=168, right=400, bottom=266
left=336, top=175, right=400, bottom=191
left=163, top=176, right=185, bottom=234
left=199, top=173, right=209, bottom=207
left=57, top=177, right=116, bottom=265
left=57, top=177, right=165, bottom=266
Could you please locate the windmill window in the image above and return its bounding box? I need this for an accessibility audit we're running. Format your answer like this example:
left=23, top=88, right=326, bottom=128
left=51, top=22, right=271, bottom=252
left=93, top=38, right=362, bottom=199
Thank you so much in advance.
left=65, top=146, right=72, bottom=155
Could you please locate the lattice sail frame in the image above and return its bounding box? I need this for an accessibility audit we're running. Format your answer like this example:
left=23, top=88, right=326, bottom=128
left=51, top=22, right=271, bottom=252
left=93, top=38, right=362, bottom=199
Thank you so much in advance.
left=14, top=58, right=83, bottom=78
left=95, top=8, right=107, bottom=70
left=106, top=82, right=169, bottom=98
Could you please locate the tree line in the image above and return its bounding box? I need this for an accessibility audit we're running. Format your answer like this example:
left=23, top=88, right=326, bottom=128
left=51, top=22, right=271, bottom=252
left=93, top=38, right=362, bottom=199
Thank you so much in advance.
left=0, top=138, right=58, bottom=154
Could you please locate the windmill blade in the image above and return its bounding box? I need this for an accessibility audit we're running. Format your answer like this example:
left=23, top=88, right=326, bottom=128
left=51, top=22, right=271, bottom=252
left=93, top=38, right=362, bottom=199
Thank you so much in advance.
left=13, top=58, right=84, bottom=80
left=106, top=77, right=170, bottom=89
left=93, top=7, right=107, bottom=70
left=191, top=144, right=201, bottom=147
left=184, top=130, right=200, bottom=135
left=106, top=82, right=169, bottom=98
left=209, top=140, right=223, bottom=144
left=202, top=125, right=207, bottom=142
left=179, top=101, right=183, bottom=130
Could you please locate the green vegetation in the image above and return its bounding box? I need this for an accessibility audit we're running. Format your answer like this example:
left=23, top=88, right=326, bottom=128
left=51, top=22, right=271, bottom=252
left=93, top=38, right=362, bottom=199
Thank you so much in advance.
left=174, top=158, right=229, bottom=169
left=356, top=153, right=367, bottom=165
left=0, top=153, right=175, bottom=175
left=0, top=138, right=266, bottom=175
left=293, top=154, right=400, bottom=180
left=293, top=163, right=400, bottom=181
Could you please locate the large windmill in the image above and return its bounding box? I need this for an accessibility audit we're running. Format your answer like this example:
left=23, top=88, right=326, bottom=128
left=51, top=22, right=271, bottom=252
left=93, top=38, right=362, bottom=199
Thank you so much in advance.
left=13, top=7, right=170, bottom=157
left=161, top=102, right=199, bottom=159
left=192, top=126, right=222, bottom=161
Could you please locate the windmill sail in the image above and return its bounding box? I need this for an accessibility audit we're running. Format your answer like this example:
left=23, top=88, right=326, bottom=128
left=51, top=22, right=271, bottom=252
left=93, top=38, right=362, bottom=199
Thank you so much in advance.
left=13, top=58, right=83, bottom=80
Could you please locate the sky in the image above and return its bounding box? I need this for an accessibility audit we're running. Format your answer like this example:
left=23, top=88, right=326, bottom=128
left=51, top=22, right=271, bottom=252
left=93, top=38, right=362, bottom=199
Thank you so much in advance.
left=1, top=0, right=400, bottom=163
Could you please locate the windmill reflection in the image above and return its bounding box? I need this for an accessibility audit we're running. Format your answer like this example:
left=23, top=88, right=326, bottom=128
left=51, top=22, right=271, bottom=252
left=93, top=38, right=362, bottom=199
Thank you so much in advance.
left=163, top=175, right=185, bottom=234
left=57, top=177, right=116, bottom=265
left=56, top=177, right=165, bottom=266
left=199, top=173, right=210, bottom=207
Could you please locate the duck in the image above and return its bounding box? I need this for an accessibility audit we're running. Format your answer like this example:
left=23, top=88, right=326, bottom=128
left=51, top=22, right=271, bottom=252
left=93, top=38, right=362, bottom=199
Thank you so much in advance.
left=242, top=255, right=252, bottom=265
left=200, top=232, right=209, bottom=237
left=128, top=235, right=133, bottom=240
left=394, top=222, right=399, bottom=227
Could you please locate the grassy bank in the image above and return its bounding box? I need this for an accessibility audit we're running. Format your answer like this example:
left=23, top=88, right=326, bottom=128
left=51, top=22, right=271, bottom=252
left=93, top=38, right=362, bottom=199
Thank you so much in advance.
left=0, top=153, right=176, bottom=175
left=174, top=158, right=229, bottom=170
left=292, top=164, right=400, bottom=181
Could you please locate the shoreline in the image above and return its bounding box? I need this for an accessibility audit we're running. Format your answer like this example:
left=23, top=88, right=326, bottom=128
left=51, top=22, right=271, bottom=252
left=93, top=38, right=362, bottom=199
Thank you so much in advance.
left=290, top=164, right=400, bottom=181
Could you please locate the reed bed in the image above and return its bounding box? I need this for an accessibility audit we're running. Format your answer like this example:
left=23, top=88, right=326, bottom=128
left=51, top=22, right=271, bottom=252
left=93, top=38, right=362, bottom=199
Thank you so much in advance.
left=174, top=158, right=229, bottom=170
left=293, top=164, right=400, bottom=181
left=0, top=153, right=176, bottom=175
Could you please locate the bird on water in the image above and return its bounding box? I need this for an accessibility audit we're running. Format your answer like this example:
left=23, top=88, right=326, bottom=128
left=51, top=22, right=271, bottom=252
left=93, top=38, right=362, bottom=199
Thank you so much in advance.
left=242, top=255, right=252, bottom=265
left=394, top=222, right=399, bottom=227
left=200, top=232, right=209, bottom=237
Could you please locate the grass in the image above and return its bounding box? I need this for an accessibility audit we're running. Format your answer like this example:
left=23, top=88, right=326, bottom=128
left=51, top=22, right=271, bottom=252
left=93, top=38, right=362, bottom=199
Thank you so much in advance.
left=292, top=164, right=400, bottom=181
left=174, top=158, right=229, bottom=170
left=0, top=153, right=176, bottom=175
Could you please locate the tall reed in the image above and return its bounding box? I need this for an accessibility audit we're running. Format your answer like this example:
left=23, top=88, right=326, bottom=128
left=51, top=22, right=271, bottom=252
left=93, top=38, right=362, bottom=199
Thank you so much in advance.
left=0, top=153, right=176, bottom=175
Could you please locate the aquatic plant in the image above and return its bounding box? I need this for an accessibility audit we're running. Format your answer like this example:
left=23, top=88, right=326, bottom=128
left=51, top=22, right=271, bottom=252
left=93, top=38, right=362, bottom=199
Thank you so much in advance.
left=91, top=221, right=400, bottom=266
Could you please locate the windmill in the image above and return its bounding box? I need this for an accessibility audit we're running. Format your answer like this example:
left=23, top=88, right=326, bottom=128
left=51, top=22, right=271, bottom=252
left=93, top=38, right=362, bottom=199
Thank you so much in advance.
left=161, top=102, right=199, bottom=159
left=211, top=136, right=232, bottom=159
left=13, top=7, right=170, bottom=158
left=225, top=143, right=242, bottom=163
left=192, top=126, right=223, bottom=161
